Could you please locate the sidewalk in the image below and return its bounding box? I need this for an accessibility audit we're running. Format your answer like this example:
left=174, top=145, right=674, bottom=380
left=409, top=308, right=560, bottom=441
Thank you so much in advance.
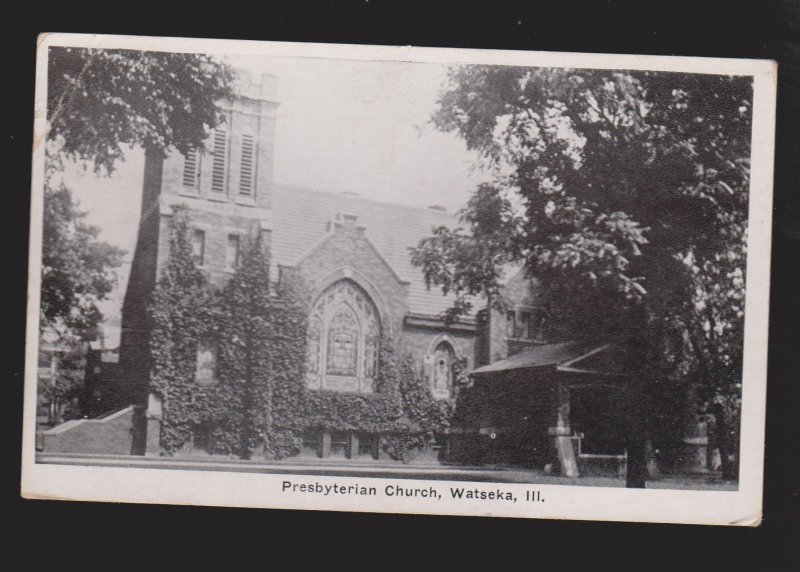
left=35, top=452, right=737, bottom=490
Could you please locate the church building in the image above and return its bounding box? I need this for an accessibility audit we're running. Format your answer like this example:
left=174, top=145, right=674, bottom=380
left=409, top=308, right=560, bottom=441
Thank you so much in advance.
left=107, top=70, right=692, bottom=477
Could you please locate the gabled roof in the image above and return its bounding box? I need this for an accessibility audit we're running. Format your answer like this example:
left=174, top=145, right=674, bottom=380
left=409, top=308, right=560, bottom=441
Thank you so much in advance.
left=470, top=342, right=621, bottom=375
left=271, top=184, right=477, bottom=317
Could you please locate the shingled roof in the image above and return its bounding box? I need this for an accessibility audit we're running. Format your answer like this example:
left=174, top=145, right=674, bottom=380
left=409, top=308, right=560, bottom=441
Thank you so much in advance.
left=271, top=184, right=475, bottom=318
left=470, top=342, right=597, bottom=374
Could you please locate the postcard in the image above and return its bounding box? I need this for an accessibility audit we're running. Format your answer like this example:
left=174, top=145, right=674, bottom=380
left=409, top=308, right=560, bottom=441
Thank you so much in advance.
left=22, top=33, right=776, bottom=525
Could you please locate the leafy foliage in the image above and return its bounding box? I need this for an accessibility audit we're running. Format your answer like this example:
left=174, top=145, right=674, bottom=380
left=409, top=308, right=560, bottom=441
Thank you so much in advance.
left=149, top=206, right=214, bottom=453
left=41, top=47, right=236, bottom=338
left=47, top=47, right=236, bottom=174
left=40, top=179, right=123, bottom=339
left=37, top=346, right=86, bottom=425
left=412, top=66, right=752, bottom=477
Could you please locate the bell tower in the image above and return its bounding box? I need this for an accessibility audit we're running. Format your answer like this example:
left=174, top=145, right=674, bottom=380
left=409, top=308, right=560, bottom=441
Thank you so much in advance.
left=153, top=69, right=278, bottom=285
left=118, top=70, right=279, bottom=452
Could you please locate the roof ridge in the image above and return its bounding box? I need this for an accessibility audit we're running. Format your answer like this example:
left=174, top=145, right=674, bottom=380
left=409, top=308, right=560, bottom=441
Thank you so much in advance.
left=274, top=181, right=461, bottom=220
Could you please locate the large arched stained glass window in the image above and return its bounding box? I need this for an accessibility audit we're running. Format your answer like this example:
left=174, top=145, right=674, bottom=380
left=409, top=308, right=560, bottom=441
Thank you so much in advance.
left=306, top=279, right=381, bottom=393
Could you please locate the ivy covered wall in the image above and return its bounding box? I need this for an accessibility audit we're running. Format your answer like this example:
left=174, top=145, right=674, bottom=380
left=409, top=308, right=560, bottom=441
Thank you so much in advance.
left=148, top=207, right=455, bottom=461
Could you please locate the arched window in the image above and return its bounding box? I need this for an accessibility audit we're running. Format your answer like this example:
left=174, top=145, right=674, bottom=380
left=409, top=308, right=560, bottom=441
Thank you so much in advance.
left=306, top=279, right=381, bottom=393
left=327, top=305, right=359, bottom=376
left=431, top=341, right=455, bottom=399
left=196, top=338, right=218, bottom=386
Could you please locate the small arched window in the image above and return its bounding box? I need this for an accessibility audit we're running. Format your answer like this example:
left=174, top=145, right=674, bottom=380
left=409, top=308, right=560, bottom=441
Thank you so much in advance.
left=306, top=279, right=381, bottom=393
left=196, top=338, right=218, bottom=386
left=431, top=341, right=455, bottom=399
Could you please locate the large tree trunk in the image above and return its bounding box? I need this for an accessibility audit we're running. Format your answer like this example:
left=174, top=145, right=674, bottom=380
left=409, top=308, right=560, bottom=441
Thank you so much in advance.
left=626, top=443, right=648, bottom=487
left=625, top=393, right=648, bottom=489
left=624, top=306, right=651, bottom=488
left=623, top=375, right=648, bottom=487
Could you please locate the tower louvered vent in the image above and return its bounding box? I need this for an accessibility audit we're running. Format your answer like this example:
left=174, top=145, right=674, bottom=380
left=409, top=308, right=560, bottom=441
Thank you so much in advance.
left=239, top=134, right=255, bottom=196
left=182, top=148, right=199, bottom=188
left=211, top=129, right=227, bottom=193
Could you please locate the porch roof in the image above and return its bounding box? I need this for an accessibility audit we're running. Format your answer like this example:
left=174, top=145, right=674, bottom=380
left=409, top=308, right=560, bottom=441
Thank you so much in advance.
left=470, top=341, right=619, bottom=376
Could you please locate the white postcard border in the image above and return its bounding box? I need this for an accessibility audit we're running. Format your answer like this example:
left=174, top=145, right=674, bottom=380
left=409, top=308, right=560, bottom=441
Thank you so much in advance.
left=22, top=33, right=776, bottom=526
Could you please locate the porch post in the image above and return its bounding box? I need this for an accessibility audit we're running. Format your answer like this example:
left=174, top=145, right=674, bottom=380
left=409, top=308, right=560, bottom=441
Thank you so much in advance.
left=548, top=381, right=579, bottom=477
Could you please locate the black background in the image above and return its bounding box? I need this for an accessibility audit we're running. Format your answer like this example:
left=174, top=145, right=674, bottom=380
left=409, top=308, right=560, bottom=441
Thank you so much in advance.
left=8, top=1, right=799, bottom=568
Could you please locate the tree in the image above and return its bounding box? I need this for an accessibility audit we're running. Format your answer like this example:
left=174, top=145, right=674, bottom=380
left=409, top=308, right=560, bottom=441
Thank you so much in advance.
left=37, top=342, right=86, bottom=426
left=46, top=47, right=236, bottom=174
left=42, top=47, right=236, bottom=335
left=679, top=228, right=747, bottom=479
left=40, top=178, right=123, bottom=340
left=411, top=66, right=752, bottom=485
left=40, top=47, right=236, bottom=418
left=39, top=174, right=124, bottom=423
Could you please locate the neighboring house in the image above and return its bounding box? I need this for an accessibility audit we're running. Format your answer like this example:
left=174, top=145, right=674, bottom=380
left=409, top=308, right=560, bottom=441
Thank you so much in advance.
left=81, top=346, right=121, bottom=418
left=105, top=71, right=704, bottom=475
left=36, top=331, right=86, bottom=427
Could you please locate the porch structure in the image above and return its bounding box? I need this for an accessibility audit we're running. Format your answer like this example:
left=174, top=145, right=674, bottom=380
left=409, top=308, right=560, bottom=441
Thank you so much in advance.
left=469, top=341, right=629, bottom=477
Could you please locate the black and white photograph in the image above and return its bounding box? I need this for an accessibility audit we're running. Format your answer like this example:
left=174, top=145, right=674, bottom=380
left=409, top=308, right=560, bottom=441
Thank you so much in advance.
left=22, top=34, right=776, bottom=525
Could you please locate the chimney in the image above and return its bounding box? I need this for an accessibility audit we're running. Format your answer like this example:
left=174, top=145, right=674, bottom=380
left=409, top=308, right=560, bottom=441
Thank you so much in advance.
left=328, top=211, right=366, bottom=233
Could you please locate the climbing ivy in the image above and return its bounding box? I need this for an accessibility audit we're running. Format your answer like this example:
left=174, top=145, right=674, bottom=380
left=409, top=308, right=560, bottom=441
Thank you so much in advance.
left=208, top=230, right=276, bottom=459
left=150, top=209, right=455, bottom=461
left=380, top=353, right=455, bottom=462
left=243, top=262, right=310, bottom=460
left=149, top=205, right=215, bottom=455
